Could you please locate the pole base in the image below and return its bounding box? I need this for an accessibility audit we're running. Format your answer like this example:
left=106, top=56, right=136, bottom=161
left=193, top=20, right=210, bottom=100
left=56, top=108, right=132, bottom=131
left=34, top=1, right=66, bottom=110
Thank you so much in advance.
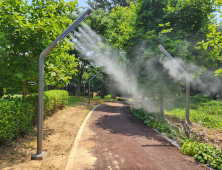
left=31, top=151, right=47, bottom=160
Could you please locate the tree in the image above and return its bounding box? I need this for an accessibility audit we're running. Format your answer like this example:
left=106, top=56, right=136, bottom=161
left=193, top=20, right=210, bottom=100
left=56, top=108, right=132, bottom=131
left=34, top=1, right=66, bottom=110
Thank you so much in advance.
left=0, top=0, right=78, bottom=98
left=87, top=9, right=116, bottom=98
left=105, top=0, right=218, bottom=117
left=86, top=0, right=134, bottom=12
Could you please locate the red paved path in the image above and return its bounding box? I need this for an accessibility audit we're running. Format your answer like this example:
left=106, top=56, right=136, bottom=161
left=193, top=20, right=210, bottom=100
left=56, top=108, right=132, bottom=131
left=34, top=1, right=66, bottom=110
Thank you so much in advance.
left=71, top=102, right=208, bottom=170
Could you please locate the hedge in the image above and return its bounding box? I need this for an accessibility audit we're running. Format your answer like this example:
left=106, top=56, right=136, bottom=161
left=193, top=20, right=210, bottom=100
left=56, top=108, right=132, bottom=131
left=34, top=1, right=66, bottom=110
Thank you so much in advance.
left=0, top=90, right=69, bottom=145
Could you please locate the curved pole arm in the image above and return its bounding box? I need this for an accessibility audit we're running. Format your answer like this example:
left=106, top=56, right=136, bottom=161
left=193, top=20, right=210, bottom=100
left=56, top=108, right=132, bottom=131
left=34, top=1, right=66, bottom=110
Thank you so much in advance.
left=158, top=45, right=190, bottom=79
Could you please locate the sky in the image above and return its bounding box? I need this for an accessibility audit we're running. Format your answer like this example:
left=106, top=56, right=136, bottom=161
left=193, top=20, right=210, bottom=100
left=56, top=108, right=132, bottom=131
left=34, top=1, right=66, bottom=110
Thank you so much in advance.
left=27, top=0, right=221, bottom=22
left=27, top=0, right=89, bottom=7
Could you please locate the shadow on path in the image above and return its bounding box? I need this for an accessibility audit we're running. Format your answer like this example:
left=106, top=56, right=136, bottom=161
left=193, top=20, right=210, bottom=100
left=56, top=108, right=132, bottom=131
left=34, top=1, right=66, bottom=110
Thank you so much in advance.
left=93, top=102, right=171, bottom=145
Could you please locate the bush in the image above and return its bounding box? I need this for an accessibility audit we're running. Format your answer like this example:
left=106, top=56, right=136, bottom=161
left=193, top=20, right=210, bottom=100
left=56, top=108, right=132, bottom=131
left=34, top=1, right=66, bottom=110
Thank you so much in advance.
left=180, top=139, right=222, bottom=169
left=0, top=90, right=69, bottom=145
left=105, top=94, right=111, bottom=98
left=0, top=97, right=33, bottom=145
left=131, top=107, right=174, bottom=134
left=27, top=90, right=69, bottom=123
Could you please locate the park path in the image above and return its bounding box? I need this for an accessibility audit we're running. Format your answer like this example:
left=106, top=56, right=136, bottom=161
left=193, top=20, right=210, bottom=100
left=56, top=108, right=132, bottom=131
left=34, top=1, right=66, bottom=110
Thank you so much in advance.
left=66, top=102, right=208, bottom=170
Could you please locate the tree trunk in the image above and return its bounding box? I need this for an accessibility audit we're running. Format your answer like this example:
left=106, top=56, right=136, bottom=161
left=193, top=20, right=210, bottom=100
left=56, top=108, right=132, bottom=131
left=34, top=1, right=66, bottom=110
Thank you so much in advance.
left=77, top=76, right=81, bottom=96
left=100, top=73, right=106, bottom=98
left=23, top=80, right=26, bottom=99
left=111, top=80, right=116, bottom=99
left=76, top=70, right=83, bottom=96
left=158, top=89, right=165, bottom=117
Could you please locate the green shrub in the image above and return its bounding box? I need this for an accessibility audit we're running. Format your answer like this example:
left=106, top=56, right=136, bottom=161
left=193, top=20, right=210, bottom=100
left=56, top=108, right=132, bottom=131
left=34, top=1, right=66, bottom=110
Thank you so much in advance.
left=0, top=90, right=69, bottom=145
left=27, top=90, right=69, bottom=124
left=105, top=94, right=111, bottom=98
left=0, top=97, right=33, bottom=145
left=44, top=90, right=69, bottom=114
left=132, top=107, right=175, bottom=134
left=180, top=139, right=222, bottom=169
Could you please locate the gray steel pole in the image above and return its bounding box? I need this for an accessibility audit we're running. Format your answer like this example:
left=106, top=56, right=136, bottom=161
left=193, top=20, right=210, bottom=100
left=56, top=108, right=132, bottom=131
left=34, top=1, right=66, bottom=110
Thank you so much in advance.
left=88, top=81, right=91, bottom=105
left=88, top=69, right=102, bottom=105
left=185, top=78, right=190, bottom=137
left=186, top=79, right=190, bottom=122
left=31, top=8, right=92, bottom=160
left=158, top=45, right=190, bottom=124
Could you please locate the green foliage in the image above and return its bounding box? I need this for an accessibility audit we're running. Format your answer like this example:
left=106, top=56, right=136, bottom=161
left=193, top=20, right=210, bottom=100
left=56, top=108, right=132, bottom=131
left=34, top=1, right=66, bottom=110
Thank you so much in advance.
left=196, top=23, right=222, bottom=68
left=165, top=94, right=222, bottom=129
left=131, top=107, right=175, bottom=135
left=86, top=0, right=132, bottom=12
left=117, top=98, right=127, bottom=101
left=0, top=0, right=78, bottom=95
left=0, top=90, right=68, bottom=145
left=180, top=139, right=222, bottom=169
left=29, top=90, right=69, bottom=123
left=44, top=90, right=69, bottom=114
left=105, top=94, right=112, bottom=98
left=0, top=97, right=33, bottom=145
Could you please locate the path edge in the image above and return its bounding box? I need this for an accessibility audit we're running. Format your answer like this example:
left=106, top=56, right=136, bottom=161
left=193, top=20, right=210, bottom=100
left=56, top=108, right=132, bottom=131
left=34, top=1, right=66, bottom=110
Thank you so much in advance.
left=65, top=103, right=103, bottom=170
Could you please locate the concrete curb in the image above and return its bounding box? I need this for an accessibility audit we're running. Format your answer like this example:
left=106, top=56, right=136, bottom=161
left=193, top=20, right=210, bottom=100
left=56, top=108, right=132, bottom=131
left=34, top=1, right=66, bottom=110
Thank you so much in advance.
left=65, top=103, right=103, bottom=170
left=152, top=128, right=180, bottom=148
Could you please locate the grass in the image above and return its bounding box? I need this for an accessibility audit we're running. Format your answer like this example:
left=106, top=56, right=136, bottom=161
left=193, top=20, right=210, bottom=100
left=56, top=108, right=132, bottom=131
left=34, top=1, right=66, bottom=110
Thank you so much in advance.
left=164, top=94, right=222, bottom=129
left=67, top=95, right=119, bottom=107
left=67, top=96, right=86, bottom=106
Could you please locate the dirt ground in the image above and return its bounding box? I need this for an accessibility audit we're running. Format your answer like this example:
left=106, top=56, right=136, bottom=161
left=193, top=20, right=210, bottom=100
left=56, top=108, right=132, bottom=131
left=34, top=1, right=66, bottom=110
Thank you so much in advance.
left=0, top=99, right=103, bottom=170
left=164, top=114, right=222, bottom=149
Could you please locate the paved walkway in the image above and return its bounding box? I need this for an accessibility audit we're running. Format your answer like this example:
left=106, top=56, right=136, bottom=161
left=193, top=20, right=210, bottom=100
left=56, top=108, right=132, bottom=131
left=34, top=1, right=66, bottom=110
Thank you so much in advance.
left=66, top=102, right=207, bottom=170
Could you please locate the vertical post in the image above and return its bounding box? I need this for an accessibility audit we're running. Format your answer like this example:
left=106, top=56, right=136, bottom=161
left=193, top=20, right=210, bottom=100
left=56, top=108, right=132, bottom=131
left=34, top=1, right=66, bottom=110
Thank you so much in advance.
left=185, top=78, right=190, bottom=137
left=186, top=79, right=190, bottom=123
left=88, top=82, right=91, bottom=105
left=37, top=57, right=44, bottom=155
left=31, top=8, right=92, bottom=160
left=92, top=85, right=94, bottom=98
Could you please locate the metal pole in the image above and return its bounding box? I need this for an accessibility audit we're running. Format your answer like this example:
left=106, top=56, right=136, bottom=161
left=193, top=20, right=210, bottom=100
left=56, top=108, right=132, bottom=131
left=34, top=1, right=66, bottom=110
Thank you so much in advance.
left=88, top=82, right=91, bottom=105
left=92, top=85, right=94, bottom=98
left=185, top=78, right=190, bottom=137
left=31, top=8, right=92, bottom=160
left=88, top=69, right=102, bottom=105
left=158, top=45, right=189, bottom=77
left=186, top=79, right=190, bottom=123
left=158, top=45, right=191, bottom=135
